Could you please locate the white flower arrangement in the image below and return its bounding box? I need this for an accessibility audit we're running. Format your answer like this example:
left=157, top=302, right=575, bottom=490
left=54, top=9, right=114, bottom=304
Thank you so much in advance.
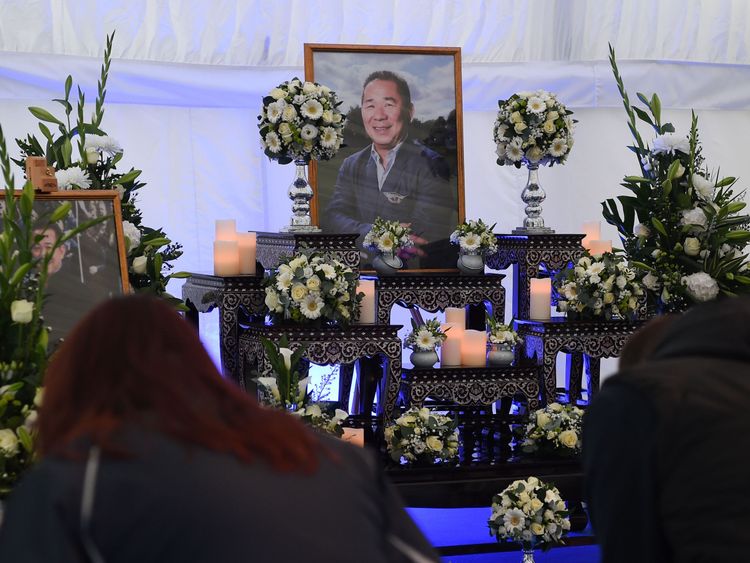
left=493, top=90, right=575, bottom=168
left=553, top=251, right=643, bottom=320
left=449, top=219, right=498, bottom=254
left=256, top=336, right=348, bottom=437
left=486, top=314, right=522, bottom=347
left=362, top=217, right=414, bottom=255
left=488, top=476, right=570, bottom=551
left=263, top=250, right=361, bottom=326
left=385, top=407, right=459, bottom=465
left=603, top=48, right=750, bottom=313
left=404, top=318, right=448, bottom=352
left=519, top=402, right=584, bottom=456
left=258, top=77, right=346, bottom=164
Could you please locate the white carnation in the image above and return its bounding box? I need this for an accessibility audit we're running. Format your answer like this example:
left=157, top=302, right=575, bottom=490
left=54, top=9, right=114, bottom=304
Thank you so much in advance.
left=683, top=271, right=720, bottom=302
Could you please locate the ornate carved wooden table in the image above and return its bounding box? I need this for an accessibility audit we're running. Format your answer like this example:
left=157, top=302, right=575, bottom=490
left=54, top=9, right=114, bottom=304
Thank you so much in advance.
left=256, top=232, right=360, bottom=273
left=182, top=273, right=265, bottom=380
left=375, top=273, right=506, bottom=324
left=403, top=365, right=541, bottom=411
left=486, top=234, right=584, bottom=319
left=516, top=317, right=644, bottom=404
left=238, top=324, right=404, bottom=420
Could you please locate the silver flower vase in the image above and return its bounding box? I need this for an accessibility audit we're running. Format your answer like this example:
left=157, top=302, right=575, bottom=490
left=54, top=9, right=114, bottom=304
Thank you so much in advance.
left=512, top=162, right=554, bottom=234
left=410, top=349, right=439, bottom=368
left=281, top=157, right=321, bottom=233
left=521, top=545, right=536, bottom=563
left=372, top=251, right=403, bottom=276
left=487, top=343, right=515, bottom=366
left=457, top=248, right=485, bottom=275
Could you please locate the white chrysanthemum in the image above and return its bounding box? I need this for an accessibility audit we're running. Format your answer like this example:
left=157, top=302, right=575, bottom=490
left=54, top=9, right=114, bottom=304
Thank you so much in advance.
left=415, top=329, right=437, bottom=351
left=300, top=99, right=324, bottom=119
left=680, top=207, right=707, bottom=229
left=652, top=133, right=690, bottom=155
left=122, top=221, right=141, bottom=251
left=55, top=167, right=91, bottom=190
left=300, top=293, right=324, bottom=319
left=275, top=270, right=293, bottom=291
left=265, top=131, right=282, bottom=153
left=320, top=126, right=337, bottom=148
left=683, top=272, right=719, bottom=302
left=84, top=134, right=123, bottom=156
left=503, top=508, right=526, bottom=532
left=300, top=124, right=318, bottom=140
left=692, top=174, right=715, bottom=199
left=506, top=143, right=524, bottom=162
left=318, top=263, right=336, bottom=279
left=527, top=96, right=546, bottom=114
left=265, top=100, right=285, bottom=123
left=459, top=233, right=481, bottom=251
left=549, top=138, right=568, bottom=157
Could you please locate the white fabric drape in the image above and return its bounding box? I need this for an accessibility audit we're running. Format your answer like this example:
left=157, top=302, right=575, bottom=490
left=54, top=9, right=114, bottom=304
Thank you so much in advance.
left=1, top=0, right=749, bottom=377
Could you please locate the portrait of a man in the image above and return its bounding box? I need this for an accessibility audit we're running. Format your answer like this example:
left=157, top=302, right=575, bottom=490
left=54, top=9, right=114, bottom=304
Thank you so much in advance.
left=307, top=45, right=465, bottom=270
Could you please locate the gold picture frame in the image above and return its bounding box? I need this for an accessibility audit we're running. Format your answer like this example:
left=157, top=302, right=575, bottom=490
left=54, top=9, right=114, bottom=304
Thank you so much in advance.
left=305, top=43, right=466, bottom=272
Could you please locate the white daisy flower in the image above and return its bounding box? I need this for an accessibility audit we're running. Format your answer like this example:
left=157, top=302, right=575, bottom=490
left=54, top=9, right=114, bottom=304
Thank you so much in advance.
left=549, top=138, right=568, bottom=157
left=265, top=131, right=282, bottom=153
left=506, top=143, right=524, bottom=162
left=300, top=99, right=324, bottom=119
left=377, top=233, right=396, bottom=252
left=300, top=293, right=324, bottom=319
left=459, top=233, right=481, bottom=251
left=320, top=126, right=337, bottom=148
left=265, top=100, right=285, bottom=123
left=527, top=96, right=546, bottom=114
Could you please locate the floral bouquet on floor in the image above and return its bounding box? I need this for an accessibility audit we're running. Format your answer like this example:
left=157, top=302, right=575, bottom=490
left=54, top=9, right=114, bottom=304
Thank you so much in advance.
left=256, top=336, right=348, bottom=437
left=450, top=219, right=498, bottom=255
left=258, top=77, right=346, bottom=164
left=263, top=250, right=362, bottom=326
left=493, top=90, right=575, bottom=168
left=488, top=476, right=570, bottom=553
left=517, top=402, right=584, bottom=457
left=553, top=251, right=643, bottom=320
left=385, top=407, right=459, bottom=465
left=602, top=46, right=750, bottom=313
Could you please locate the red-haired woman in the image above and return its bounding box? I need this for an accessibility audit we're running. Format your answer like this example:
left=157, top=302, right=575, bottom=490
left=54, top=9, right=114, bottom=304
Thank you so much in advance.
left=0, top=295, right=438, bottom=563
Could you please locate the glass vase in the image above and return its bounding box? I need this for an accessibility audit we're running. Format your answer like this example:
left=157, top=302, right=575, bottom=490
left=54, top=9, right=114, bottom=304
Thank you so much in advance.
left=281, top=157, right=321, bottom=233
left=521, top=545, right=536, bottom=563
left=512, top=162, right=554, bottom=234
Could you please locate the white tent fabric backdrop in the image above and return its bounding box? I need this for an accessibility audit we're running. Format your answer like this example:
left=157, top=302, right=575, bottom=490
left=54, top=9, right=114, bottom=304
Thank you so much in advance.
left=2, top=0, right=749, bottom=381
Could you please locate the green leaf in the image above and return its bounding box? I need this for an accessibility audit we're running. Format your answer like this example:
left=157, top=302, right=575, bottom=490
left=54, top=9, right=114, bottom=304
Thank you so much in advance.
left=16, top=426, right=33, bottom=454
left=725, top=230, right=750, bottom=242
left=28, top=107, right=64, bottom=126
left=61, top=138, right=73, bottom=168
left=9, top=263, right=32, bottom=285
left=716, top=176, right=735, bottom=188
left=167, top=271, right=191, bottom=279
left=49, top=201, right=72, bottom=223
left=651, top=94, right=661, bottom=125
left=632, top=107, right=654, bottom=126
left=725, top=202, right=746, bottom=214
left=651, top=217, right=668, bottom=236
left=113, top=169, right=141, bottom=185
left=37, top=123, right=53, bottom=142
left=64, top=75, right=73, bottom=99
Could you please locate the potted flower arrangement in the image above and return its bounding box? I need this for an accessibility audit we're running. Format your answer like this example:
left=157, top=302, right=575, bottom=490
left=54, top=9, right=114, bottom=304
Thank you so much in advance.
left=486, top=314, right=522, bottom=366
left=488, top=476, right=570, bottom=559
left=404, top=318, right=448, bottom=368
left=518, top=402, right=584, bottom=457
left=258, top=77, right=346, bottom=232
left=553, top=251, right=643, bottom=320
left=450, top=219, right=498, bottom=274
left=262, top=250, right=362, bottom=327
left=494, top=89, right=576, bottom=234
left=13, top=32, right=188, bottom=308
left=0, top=127, right=102, bottom=495
left=384, top=406, right=459, bottom=466
left=603, top=47, right=750, bottom=313
left=362, top=217, right=414, bottom=275
left=256, top=336, right=348, bottom=437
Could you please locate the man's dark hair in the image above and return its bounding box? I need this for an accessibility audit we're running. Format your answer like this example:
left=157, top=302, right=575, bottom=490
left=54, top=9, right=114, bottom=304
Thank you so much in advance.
left=362, top=70, right=413, bottom=111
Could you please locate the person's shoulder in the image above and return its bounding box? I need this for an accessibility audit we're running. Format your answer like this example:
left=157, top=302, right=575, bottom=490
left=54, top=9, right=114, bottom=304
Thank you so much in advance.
left=340, top=145, right=372, bottom=167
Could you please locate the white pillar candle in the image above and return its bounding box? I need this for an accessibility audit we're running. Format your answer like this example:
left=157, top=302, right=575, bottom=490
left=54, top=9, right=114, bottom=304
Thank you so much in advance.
left=581, top=221, right=601, bottom=250
left=341, top=427, right=365, bottom=447
left=445, top=306, right=466, bottom=327
left=461, top=329, right=487, bottom=367
left=237, top=232, right=257, bottom=275
left=215, top=219, right=238, bottom=241
left=213, top=240, right=240, bottom=276
left=356, top=279, right=376, bottom=324
left=529, top=278, right=552, bottom=321
left=440, top=322, right=464, bottom=366
left=588, top=239, right=612, bottom=257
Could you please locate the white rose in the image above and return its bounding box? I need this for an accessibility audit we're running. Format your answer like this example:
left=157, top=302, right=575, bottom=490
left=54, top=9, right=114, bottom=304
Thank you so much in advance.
left=290, top=283, right=308, bottom=302
left=302, top=81, right=317, bottom=94
left=530, top=522, right=545, bottom=536
left=131, top=255, right=148, bottom=274
left=0, top=429, right=19, bottom=455
left=85, top=146, right=99, bottom=164
left=425, top=436, right=443, bottom=452
left=513, top=121, right=528, bottom=134
left=536, top=412, right=551, bottom=428
left=683, top=237, right=701, bottom=256
left=122, top=220, right=141, bottom=250
left=558, top=430, right=579, bottom=448
left=542, top=120, right=556, bottom=134
left=10, top=299, right=34, bottom=324
left=510, top=111, right=522, bottom=123
left=269, top=87, right=286, bottom=100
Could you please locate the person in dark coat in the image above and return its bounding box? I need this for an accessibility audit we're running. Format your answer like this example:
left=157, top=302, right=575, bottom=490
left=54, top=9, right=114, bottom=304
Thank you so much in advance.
left=0, top=295, right=439, bottom=563
left=583, top=296, right=750, bottom=562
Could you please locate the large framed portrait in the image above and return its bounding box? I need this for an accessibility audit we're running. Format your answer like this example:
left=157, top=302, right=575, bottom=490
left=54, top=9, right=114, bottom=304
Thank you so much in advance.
left=305, top=44, right=465, bottom=272
left=5, top=190, right=129, bottom=344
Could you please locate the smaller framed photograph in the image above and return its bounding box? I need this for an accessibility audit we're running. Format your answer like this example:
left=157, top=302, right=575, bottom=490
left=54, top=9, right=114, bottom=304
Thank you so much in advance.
left=9, top=190, right=129, bottom=343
